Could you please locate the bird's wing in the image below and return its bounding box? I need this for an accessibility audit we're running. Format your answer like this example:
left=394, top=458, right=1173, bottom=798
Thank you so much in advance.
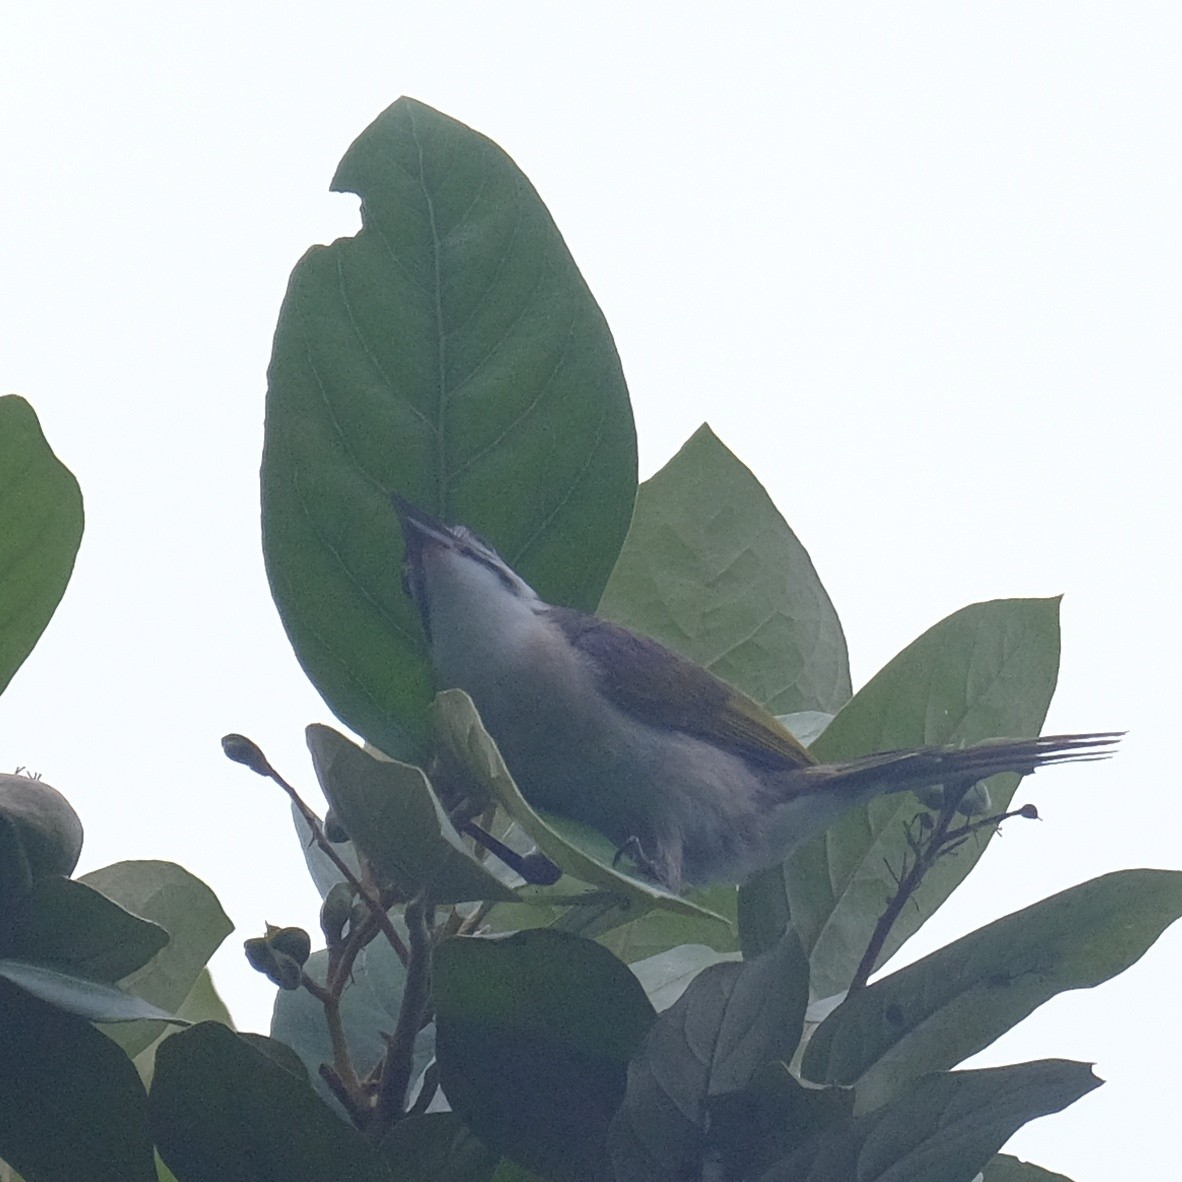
left=546, top=607, right=814, bottom=770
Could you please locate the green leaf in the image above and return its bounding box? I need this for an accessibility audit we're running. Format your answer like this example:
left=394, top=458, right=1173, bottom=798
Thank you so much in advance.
left=151, top=1022, right=399, bottom=1181
left=0, top=958, right=181, bottom=1023
left=0, top=978, right=156, bottom=1181
left=434, top=929, right=655, bottom=1182
left=262, top=96, right=636, bottom=760
left=0, top=773, right=83, bottom=890
left=983, top=1154, right=1075, bottom=1181
left=378, top=1114, right=500, bottom=1182
left=433, top=690, right=730, bottom=935
left=608, top=929, right=810, bottom=1182
left=291, top=799, right=364, bottom=898
left=707, top=1062, right=852, bottom=1181
left=761, top=1060, right=1100, bottom=1182
left=802, top=869, right=1182, bottom=1105
left=271, top=938, right=434, bottom=1115
left=599, top=424, right=850, bottom=715
left=0, top=874, right=169, bottom=981
left=743, top=597, right=1063, bottom=997
left=628, top=944, right=742, bottom=1011
left=595, top=883, right=740, bottom=964
left=81, top=860, right=233, bottom=1058
left=0, top=395, right=84, bottom=698
left=133, top=968, right=235, bottom=1086
left=306, top=722, right=515, bottom=903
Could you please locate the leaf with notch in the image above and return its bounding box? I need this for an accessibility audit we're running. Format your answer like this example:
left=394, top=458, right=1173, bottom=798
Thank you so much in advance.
left=262, top=97, right=636, bottom=761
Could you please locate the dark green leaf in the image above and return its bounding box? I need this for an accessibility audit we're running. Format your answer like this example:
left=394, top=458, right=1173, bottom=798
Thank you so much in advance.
left=0, top=874, right=168, bottom=981
left=595, top=883, right=740, bottom=964
left=599, top=424, right=850, bottom=715
left=434, top=929, right=654, bottom=1182
left=0, top=395, right=84, bottom=697
left=983, top=1154, right=1075, bottom=1181
left=133, top=968, right=235, bottom=1086
left=608, top=928, right=809, bottom=1182
left=743, top=598, right=1063, bottom=996
left=291, top=800, right=363, bottom=899
left=628, top=944, right=741, bottom=1011
left=0, top=977, right=157, bottom=1181
left=802, top=869, right=1182, bottom=1104
left=760, top=1060, right=1100, bottom=1182
left=151, top=1022, right=399, bottom=1181
left=379, top=1114, right=499, bottom=1181
left=0, top=772, right=83, bottom=887
left=707, top=1062, right=852, bottom=1181
left=262, top=97, right=636, bottom=760
left=0, top=958, right=180, bottom=1023
left=306, top=723, right=515, bottom=903
left=81, top=860, right=233, bottom=1058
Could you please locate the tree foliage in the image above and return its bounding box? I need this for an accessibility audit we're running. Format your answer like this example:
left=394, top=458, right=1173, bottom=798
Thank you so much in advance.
left=0, top=100, right=1171, bottom=1182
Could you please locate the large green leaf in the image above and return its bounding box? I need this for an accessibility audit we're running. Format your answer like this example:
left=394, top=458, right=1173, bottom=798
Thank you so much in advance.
left=742, top=598, right=1064, bottom=997
left=761, top=1060, right=1100, bottom=1182
left=802, top=869, right=1182, bottom=1105
left=599, top=424, right=850, bottom=715
left=0, top=395, right=83, bottom=698
left=0, top=874, right=168, bottom=982
left=81, top=860, right=233, bottom=1058
left=608, top=930, right=809, bottom=1182
left=262, top=97, right=636, bottom=760
left=151, top=1022, right=399, bottom=1182
left=378, top=1114, right=499, bottom=1182
left=0, top=959, right=181, bottom=1023
left=306, top=722, right=515, bottom=903
left=132, top=968, right=235, bottom=1087
left=983, top=1155, right=1075, bottom=1181
left=0, top=978, right=157, bottom=1181
left=434, top=930, right=654, bottom=1182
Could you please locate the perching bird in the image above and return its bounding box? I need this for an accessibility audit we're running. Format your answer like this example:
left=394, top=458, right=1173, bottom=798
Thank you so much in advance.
left=394, top=497, right=1116, bottom=891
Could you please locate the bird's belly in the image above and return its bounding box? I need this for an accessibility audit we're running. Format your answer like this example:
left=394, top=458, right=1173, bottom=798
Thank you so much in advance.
left=431, top=620, right=773, bottom=888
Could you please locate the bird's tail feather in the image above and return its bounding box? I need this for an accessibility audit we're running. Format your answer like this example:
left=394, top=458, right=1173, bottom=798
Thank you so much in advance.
left=795, top=731, right=1121, bottom=800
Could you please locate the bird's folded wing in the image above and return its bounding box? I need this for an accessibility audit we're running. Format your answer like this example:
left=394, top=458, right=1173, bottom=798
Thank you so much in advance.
left=548, top=606, right=815, bottom=770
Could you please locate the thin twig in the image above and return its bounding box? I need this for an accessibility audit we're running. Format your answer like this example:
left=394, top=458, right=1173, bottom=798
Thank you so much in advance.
left=372, top=894, right=434, bottom=1134
left=319, top=1063, right=370, bottom=1126
left=222, top=735, right=409, bottom=964
left=848, top=788, right=1035, bottom=993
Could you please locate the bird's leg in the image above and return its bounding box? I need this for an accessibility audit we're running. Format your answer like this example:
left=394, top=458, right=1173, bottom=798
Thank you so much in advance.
left=461, top=818, right=561, bottom=886
left=612, top=834, right=660, bottom=882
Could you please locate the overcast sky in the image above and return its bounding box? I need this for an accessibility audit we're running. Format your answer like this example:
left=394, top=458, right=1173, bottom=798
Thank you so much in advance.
left=2, top=5, right=1179, bottom=1177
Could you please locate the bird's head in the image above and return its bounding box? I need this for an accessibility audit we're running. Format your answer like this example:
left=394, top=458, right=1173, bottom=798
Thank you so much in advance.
left=392, top=495, right=539, bottom=644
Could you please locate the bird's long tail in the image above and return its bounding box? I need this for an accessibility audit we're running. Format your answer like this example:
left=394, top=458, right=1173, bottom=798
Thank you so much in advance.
left=796, top=731, right=1121, bottom=800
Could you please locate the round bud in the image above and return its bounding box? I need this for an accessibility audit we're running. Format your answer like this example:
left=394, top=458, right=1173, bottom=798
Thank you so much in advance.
left=268, top=926, right=311, bottom=967
left=221, top=734, right=271, bottom=776
left=320, top=882, right=354, bottom=945
left=323, top=809, right=350, bottom=844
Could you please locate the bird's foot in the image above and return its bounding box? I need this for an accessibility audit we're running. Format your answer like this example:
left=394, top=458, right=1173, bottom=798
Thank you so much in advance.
left=612, top=835, right=660, bottom=882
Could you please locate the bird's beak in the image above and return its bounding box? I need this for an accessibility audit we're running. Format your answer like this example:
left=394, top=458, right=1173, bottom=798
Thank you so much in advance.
left=391, top=494, right=455, bottom=561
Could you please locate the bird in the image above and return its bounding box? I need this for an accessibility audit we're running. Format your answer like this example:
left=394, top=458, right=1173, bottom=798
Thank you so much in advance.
left=394, top=497, right=1117, bottom=892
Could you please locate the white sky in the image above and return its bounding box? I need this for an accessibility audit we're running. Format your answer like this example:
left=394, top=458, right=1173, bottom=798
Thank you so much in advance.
left=2, top=4, right=1179, bottom=1177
